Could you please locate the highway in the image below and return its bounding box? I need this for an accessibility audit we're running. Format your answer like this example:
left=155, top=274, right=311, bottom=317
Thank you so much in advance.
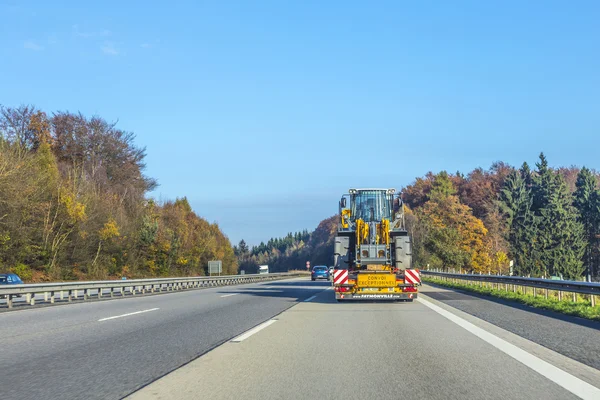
left=2, top=278, right=599, bottom=399
left=0, top=277, right=324, bottom=400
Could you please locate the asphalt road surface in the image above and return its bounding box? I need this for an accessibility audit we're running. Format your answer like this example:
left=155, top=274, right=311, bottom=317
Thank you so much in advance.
left=0, top=277, right=325, bottom=400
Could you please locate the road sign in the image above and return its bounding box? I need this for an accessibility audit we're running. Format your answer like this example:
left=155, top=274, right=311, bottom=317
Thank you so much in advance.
left=208, top=260, right=222, bottom=275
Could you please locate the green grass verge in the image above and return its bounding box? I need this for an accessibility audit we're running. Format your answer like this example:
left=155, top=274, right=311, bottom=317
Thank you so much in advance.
left=422, top=276, right=600, bottom=322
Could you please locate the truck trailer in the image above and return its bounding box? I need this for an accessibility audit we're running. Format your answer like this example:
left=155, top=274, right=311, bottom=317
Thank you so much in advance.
left=333, top=188, right=420, bottom=301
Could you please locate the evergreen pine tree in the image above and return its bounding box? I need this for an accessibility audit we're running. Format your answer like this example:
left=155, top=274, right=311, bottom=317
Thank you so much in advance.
left=574, top=167, right=600, bottom=279
left=520, top=162, right=533, bottom=188
left=532, top=153, right=557, bottom=213
left=500, top=171, right=538, bottom=276
left=538, top=175, right=585, bottom=279
left=238, top=239, right=249, bottom=255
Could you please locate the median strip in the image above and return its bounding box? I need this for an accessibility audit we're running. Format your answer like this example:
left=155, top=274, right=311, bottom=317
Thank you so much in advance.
left=98, top=308, right=160, bottom=322
left=418, top=298, right=600, bottom=400
left=231, top=319, right=277, bottom=342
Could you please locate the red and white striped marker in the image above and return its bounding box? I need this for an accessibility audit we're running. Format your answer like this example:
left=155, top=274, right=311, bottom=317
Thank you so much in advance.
left=404, top=269, right=421, bottom=285
left=333, top=269, right=349, bottom=285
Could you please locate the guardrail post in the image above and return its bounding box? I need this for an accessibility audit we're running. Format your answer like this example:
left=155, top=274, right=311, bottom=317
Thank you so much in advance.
left=558, top=291, right=562, bottom=301
left=50, top=291, right=55, bottom=304
left=7, top=294, right=13, bottom=308
left=60, top=290, right=64, bottom=300
left=44, top=292, right=49, bottom=302
left=68, top=290, right=72, bottom=302
left=73, top=289, right=78, bottom=299
left=545, top=288, right=548, bottom=299
left=132, top=286, right=136, bottom=296
left=533, top=287, right=536, bottom=297
left=592, top=295, right=596, bottom=307
left=110, top=288, right=114, bottom=298
left=572, top=292, right=577, bottom=303
left=25, top=293, right=31, bottom=305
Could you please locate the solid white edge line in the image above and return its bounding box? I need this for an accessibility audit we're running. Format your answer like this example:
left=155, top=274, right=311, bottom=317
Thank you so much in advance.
left=417, top=298, right=600, bottom=400
left=98, top=307, right=160, bottom=322
left=304, top=295, right=317, bottom=302
left=231, top=319, right=277, bottom=342
left=220, top=293, right=239, bottom=298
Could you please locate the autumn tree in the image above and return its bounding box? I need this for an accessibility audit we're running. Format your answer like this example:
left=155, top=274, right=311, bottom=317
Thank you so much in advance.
left=417, top=172, right=492, bottom=272
left=0, top=105, right=237, bottom=281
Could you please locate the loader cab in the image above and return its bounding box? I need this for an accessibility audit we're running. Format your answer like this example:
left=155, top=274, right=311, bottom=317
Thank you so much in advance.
left=338, top=188, right=405, bottom=235
left=350, top=189, right=394, bottom=223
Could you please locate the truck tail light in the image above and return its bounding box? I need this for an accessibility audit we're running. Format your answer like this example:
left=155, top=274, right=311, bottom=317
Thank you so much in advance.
left=403, top=286, right=417, bottom=293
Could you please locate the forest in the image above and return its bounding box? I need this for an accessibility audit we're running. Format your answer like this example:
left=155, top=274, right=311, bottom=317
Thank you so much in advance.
left=0, top=105, right=237, bottom=282
left=3, top=104, right=598, bottom=283
left=239, top=155, right=600, bottom=281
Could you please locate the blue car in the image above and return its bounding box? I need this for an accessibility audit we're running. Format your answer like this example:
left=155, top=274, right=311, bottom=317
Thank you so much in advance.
left=311, top=266, right=330, bottom=281
left=0, top=273, right=24, bottom=298
left=0, top=273, right=23, bottom=285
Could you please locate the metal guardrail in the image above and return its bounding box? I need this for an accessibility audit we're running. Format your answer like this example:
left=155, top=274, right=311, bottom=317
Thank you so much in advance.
left=0, top=272, right=303, bottom=309
left=421, top=271, right=600, bottom=306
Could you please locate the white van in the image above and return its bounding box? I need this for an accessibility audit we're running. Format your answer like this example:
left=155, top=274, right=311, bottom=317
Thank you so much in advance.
left=258, top=265, right=269, bottom=274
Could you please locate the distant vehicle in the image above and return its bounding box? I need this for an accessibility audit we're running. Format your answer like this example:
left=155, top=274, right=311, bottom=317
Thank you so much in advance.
left=0, top=273, right=24, bottom=298
left=0, top=273, right=23, bottom=285
left=258, top=265, right=269, bottom=274
left=311, top=266, right=330, bottom=281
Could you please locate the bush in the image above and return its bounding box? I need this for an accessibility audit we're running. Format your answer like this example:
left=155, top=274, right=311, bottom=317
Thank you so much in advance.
left=10, top=263, right=33, bottom=282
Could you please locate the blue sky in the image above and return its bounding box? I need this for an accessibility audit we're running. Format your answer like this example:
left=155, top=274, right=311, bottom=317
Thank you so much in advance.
left=1, top=0, right=599, bottom=246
